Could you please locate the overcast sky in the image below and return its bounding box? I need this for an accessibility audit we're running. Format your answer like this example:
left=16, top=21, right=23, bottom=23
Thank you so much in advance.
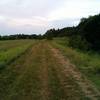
left=0, top=0, right=100, bottom=35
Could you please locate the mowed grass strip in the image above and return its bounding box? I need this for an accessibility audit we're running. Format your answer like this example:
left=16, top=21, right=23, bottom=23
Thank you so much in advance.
left=0, top=40, right=34, bottom=70
left=0, top=40, right=89, bottom=100
left=0, top=41, right=39, bottom=99
left=6, top=42, right=51, bottom=100
left=0, top=41, right=50, bottom=100
left=0, top=40, right=32, bottom=52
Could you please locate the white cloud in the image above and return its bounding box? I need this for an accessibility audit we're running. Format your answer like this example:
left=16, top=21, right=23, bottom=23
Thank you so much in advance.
left=7, top=17, right=49, bottom=27
left=48, top=0, right=100, bottom=20
left=0, top=0, right=100, bottom=35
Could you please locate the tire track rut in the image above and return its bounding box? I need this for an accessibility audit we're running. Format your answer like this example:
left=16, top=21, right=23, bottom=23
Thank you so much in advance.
left=49, top=44, right=100, bottom=100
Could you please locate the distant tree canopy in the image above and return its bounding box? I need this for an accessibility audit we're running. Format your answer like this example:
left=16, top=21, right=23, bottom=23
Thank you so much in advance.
left=77, top=14, right=100, bottom=50
left=0, top=34, right=43, bottom=40
left=44, top=13, right=100, bottom=51
left=0, top=14, right=100, bottom=51
left=43, top=27, right=76, bottom=38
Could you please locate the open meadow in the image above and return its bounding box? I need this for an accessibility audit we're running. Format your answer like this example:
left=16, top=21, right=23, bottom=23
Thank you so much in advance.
left=0, top=39, right=100, bottom=100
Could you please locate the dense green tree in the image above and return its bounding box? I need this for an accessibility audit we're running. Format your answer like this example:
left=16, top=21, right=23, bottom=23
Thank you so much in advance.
left=77, top=14, right=100, bottom=50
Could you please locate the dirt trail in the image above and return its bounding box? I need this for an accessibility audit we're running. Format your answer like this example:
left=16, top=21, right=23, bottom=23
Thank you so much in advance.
left=0, top=42, right=50, bottom=100
left=0, top=41, right=100, bottom=100
left=49, top=44, right=100, bottom=100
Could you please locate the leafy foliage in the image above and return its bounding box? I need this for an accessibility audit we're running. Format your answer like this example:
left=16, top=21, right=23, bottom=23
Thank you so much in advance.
left=44, top=13, right=100, bottom=51
left=0, top=34, right=43, bottom=40
left=77, top=14, right=100, bottom=50
left=68, top=35, right=90, bottom=51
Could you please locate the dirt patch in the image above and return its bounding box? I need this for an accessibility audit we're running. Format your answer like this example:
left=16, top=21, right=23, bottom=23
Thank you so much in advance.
left=49, top=45, right=100, bottom=100
left=46, top=43, right=86, bottom=100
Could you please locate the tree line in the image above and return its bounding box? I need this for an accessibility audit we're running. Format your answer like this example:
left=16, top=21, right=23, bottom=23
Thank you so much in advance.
left=44, top=14, right=100, bottom=51
left=0, top=34, right=43, bottom=40
left=0, top=13, right=100, bottom=51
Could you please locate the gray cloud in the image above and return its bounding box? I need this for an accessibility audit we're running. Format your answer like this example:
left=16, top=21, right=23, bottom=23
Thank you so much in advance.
left=0, top=0, right=100, bottom=35
left=0, top=0, right=63, bottom=18
left=50, top=18, right=80, bottom=29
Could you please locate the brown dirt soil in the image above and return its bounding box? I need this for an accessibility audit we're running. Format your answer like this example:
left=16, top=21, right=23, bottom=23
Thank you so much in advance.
left=49, top=44, right=100, bottom=100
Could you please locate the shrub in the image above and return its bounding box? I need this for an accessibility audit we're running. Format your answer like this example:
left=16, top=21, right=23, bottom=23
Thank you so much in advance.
left=68, top=35, right=90, bottom=51
left=46, top=36, right=53, bottom=40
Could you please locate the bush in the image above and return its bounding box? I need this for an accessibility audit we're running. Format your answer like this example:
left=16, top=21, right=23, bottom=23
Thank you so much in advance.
left=77, top=14, right=100, bottom=50
left=68, top=35, right=90, bottom=51
left=46, top=36, right=53, bottom=40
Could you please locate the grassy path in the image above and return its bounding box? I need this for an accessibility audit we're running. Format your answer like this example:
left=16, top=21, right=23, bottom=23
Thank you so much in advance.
left=0, top=41, right=100, bottom=100
left=49, top=44, right=100, bottom=100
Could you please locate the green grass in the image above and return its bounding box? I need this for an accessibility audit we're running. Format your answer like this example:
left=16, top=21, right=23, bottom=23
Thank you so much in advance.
left=0, top=42, right=41, bottom=100
left=0, top=40, right=96, bottom=99
left=0, top=40, right=35, bottom=70
left=52, top=38, right=100, bottom=91
left=45, top=44, right=87, bottom=100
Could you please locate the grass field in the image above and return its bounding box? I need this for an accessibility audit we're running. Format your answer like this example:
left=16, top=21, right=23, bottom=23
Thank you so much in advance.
left=0, top=40, right=35, bottom=70
left=52, top=38, right=100, bottom=91
left=0, top=39, right=100, bottom=100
